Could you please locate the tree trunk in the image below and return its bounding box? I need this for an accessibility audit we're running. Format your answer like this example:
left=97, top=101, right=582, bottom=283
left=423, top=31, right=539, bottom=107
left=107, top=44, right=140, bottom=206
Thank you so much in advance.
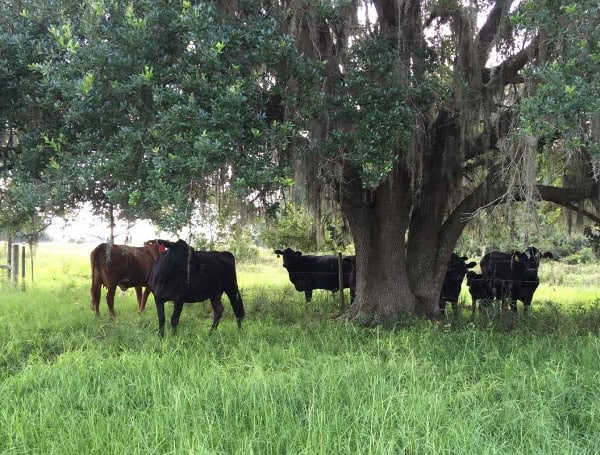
left=342, top=167, right=421, bottom=325
left=108, top=203, right=115, bottom=244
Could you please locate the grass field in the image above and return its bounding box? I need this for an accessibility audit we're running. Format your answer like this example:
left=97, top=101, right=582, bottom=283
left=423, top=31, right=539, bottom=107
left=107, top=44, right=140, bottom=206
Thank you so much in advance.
left=1, top=243, right=600, bottom=454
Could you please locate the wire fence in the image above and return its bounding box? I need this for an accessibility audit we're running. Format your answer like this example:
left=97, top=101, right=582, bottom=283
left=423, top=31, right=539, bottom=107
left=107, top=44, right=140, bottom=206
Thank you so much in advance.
left=2, top=242, right=598, bottom=308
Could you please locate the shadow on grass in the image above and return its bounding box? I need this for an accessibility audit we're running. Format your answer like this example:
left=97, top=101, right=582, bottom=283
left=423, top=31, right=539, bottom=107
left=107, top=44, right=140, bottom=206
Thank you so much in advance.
left=443, top=299, right=600, bottom=336
left=243, top=286, right=600, bottom=338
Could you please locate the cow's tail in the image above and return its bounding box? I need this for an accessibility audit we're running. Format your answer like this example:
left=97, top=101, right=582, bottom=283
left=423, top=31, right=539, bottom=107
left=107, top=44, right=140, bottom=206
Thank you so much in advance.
left=90, top=245, right=103, bottom=314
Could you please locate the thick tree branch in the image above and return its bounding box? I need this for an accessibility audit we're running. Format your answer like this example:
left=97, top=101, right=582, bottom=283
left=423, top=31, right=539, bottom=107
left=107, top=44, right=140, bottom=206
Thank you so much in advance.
left=372, top=0, right=398, bottom=30
left=424, top=2, right=460, bottom=28
left=484, top=35, right=539, bottom=86
left=537, top=184, right=600, bottom=207
left=477, top=0, right=511, bottom=64
left=483, top=183, right=600, bottom=220
left=558, top=202, right=600, bottom=224
left=488, top=182, right=599, bottom=208
left=441, top=181, right=600, bottom=252
left=440, top=179, right=493, bottom=254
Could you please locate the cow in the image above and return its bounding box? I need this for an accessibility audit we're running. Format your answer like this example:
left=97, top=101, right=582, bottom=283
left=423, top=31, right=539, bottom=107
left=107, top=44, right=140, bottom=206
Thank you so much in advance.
left=274, top=248, right=354, bottom=302
left=439, top=253, right=477, bottom=315
left=480, top=246, right=553, bottom=312
left=90, top=240, right=161, bottom=317
left=148, top=239, right=245, bottom=337
left=466, top=271, right=496, bottom=313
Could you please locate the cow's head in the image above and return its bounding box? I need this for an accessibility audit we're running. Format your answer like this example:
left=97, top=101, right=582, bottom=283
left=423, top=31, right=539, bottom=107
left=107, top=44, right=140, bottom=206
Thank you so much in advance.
left=512, top=247, right=553, bottom=278
left=143, top=239, right=163, bottom=259
left=274, top=248, right=302, bottom=269
left=466, top=271, right=493, bottom=293
left=465, top=271, right=480, bottom=286
left=446, top=253, right=476, bottom=279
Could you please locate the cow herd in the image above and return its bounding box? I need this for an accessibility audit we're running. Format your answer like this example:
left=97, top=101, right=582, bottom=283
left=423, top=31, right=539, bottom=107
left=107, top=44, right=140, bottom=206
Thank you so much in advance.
left=89, top=240, right=553, bottom=336
left=441, top=247, right=553, bottom=314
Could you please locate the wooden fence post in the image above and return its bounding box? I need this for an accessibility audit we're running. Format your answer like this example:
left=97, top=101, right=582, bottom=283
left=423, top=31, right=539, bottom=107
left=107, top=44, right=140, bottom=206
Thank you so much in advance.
left=337, top=252, right=345, bottom=310
left=6, top=239, right=12, bottom=280
left=11, top=244, right=19, bottom=286
left=21, top=245, right=26, bottom=290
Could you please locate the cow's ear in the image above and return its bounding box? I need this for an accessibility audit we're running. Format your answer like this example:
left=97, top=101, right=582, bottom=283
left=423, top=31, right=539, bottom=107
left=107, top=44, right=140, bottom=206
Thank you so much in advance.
left=274, top=249, right=283, bottom=257
left=543, top=252, right=554, bottom=259
left=295, top=250, right=303, bottom=256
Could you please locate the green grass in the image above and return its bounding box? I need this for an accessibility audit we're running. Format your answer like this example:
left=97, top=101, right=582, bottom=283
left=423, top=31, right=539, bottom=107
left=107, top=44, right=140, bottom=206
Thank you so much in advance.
left=1, top=244, right=600, bottom=454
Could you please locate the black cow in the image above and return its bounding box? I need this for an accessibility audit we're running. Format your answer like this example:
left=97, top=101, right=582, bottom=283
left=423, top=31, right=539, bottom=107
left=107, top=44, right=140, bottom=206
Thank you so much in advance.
left=480, top=246, right=553, bottom=312
left=439, top=253, right=477, bottom=315
left=274, top=248, right=354, bottom=302
left=148, top=239, right=245, bottom=337
left=466, top=271, right=496, bottom=313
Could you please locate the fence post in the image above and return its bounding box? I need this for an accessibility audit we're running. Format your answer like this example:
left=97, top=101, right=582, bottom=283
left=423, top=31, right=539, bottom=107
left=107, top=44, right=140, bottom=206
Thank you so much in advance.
left=6, top=239, right=11, bottom=280
left=337, top=252, right=345, bottom=310
left=21, top=245, right=26, bottom=290
left=21, top=246, right=25, bottom=279
left=11, top=244, right=19, bottom=286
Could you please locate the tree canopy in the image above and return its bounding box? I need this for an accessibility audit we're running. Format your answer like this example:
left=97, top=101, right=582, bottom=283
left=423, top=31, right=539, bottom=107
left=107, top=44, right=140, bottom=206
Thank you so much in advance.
left=1, top=0, right=599, bottom=323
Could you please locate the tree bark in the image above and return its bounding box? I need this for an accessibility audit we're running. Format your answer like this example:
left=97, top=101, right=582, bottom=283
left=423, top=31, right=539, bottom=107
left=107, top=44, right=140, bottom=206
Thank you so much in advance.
left=341, top=166, right=422, bottom=325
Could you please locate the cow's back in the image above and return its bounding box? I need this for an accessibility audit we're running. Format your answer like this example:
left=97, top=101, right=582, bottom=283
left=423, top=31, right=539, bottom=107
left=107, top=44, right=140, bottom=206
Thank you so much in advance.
left=481, top=251, right=516, bottom=280
left=91, top=243, right=153, bottom=288
left=150, top=247, right=240, bottom=303
left=302, top=255, right=350, bottom=291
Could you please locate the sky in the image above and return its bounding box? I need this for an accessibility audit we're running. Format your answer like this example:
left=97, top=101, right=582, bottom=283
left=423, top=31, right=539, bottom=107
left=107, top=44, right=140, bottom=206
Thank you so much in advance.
left=45, top=212, right=165, bottom=245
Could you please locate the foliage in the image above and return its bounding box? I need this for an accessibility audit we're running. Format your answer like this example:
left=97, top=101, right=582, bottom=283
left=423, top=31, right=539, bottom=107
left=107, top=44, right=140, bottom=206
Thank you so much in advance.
left=193, top=224, right=260, bottom=262
left=260, top=202, right=319, bottom=253
left=2, top=0, right=304, bottom=231
left=516, top=0, right=600, bottom=159
left=0, top=0, right=68, bottom=236
left=457, top=202, right=594, bottom=259
left=323, top=37, right=443, bottom=188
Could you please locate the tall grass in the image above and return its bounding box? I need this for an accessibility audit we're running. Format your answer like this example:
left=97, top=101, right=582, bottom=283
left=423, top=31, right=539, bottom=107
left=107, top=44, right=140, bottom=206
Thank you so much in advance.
left=1, top=244, right=600, bottom=454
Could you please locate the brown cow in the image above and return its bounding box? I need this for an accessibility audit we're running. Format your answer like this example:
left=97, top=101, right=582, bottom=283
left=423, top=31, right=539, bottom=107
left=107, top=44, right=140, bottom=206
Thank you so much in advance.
left=90, top=240, right=161, bottom=317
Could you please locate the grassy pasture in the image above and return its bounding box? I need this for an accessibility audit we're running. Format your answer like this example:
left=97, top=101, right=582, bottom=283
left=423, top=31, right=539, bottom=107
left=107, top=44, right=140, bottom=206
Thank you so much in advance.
left=1, top=243, right=600, bottom=454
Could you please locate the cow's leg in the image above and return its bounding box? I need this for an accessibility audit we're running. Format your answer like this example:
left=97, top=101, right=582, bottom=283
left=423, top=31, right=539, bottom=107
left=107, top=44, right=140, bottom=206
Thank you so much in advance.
left=140, top=287, right=152, bottom=313
left=451, top=300, right=459, bottom=316
left=209, top=296, right=224, bottom=330
left=225, top=288, right=245, bottom=329
left=134, top=286, right=143, bottom=312
left=90, top=282, right=101, bottom=316
left=501, top=296, right=509, bottom=311
left=522, top=298, right=532, bottom=313
left=500, top=286, right=512, bottom=311
left=106, top=286, right=117, bottom=318
left=170, top=301, right=184, bottom=335
left=304, top=290, right=312, bottom=302
left=438, top=299, right=446, bottom=316
left=155, top=299, right=166, bottom=338
left=508, top=292, right=518, bottom=312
